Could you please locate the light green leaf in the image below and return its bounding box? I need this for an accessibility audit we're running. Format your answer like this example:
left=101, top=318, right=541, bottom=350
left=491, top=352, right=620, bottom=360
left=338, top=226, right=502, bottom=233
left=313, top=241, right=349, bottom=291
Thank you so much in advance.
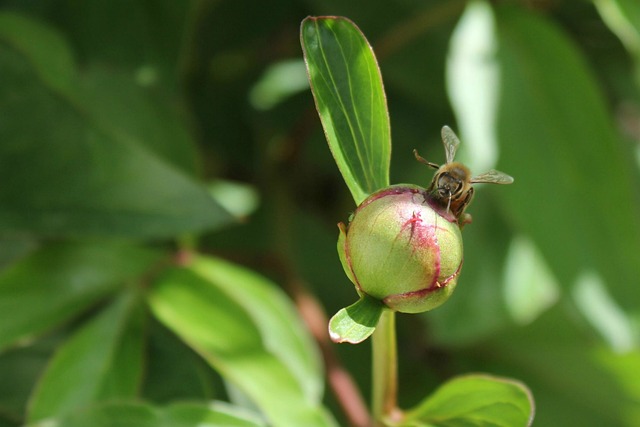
left=27, top=401, right=159, bottom=427
left=208, top=179, right=260, bottom=219
left=26, top=401, right=266, bottom=427
left=595, top=0, right=640, bottom=81
left=148, top=254, right=336, bottom=427
left=301, top=16, right=391, bottom=205
left=0, top=241, right=160, bottom=351
left=446, top=0, right=500, bottom=173
left=188, top=255, right=324, bottom=402
left=164, top=401, right=267, bottom=427
left=401, top=374, right=534, bottom=427
left=503, top=235, right=559, bottom=325
left=328, top=295, right=384, bottom=344
left=0, top=13, right=234, bottom=238
left=27, top=291, right=145, bottom=422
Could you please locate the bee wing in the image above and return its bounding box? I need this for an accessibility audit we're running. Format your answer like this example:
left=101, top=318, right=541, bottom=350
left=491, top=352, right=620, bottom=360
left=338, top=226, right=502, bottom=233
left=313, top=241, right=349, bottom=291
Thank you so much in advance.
left=471, top=169, right=514, bottom=184
left=441, top=126, right=461, bottom=164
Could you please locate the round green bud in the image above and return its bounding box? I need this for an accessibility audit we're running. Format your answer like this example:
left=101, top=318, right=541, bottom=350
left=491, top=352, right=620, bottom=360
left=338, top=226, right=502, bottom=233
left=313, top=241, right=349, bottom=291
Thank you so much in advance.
left=339, top=185, right=464, bottom=313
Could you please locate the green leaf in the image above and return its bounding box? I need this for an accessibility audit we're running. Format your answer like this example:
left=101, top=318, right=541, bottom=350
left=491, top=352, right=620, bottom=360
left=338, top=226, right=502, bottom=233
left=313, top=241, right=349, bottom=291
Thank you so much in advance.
left=27, top=291, right=145, bottom=422
left=495, top=5, right=640, bottom=305
left=401, top=374, right=534, bottom=427
left=26, top=401, right=266, bottom=427
left=164, top=401, right=267, bottom=427
left=301, top=16, right=391, bottom=205
left=594, top=0, right=640, bottom=78
left=0, top=12, right=75, bottom=93
left=148, top=254, right=336, bottom=427
left=0, top=13, right=234, bottom=238
left=43, top=2, right=191, bottom=82
left=0, top=334, right=58, bottom=424
left=595, top=0, right=640, bottom=88
left=29, top=401, right=159, bottom=427
left=449, top=4, right=640, bottom=307
left=328, top=295, right=384, bottom=344
left=446, top=0, right=500, bottom=173
left=0, top=241, right=160, bottom=351
left=78, top=67, right=200, bottom=175
left=187, top=255, right=324, bottom=402
left=484, top=306, right=640, bottom=426
left=142, top=320, right=220, bottom=403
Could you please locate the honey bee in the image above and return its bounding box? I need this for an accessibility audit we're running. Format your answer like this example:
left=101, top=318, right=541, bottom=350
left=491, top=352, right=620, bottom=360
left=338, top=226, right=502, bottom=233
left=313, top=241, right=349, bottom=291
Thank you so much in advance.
left=413, top=126, right=513, bottom=226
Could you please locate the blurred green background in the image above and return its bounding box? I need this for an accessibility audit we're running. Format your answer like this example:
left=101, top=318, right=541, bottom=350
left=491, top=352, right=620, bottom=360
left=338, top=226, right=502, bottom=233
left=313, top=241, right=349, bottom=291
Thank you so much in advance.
left=1, top=0, right=639, bottom=426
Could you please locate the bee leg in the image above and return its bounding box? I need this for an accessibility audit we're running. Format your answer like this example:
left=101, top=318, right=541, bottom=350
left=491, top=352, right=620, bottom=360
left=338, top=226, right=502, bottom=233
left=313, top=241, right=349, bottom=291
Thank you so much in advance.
left=458, top=213, right=472, bottom=229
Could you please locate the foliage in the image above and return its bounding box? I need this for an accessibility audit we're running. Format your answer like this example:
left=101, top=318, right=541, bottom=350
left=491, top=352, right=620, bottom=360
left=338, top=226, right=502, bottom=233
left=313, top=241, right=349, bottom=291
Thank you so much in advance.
left=0, top=1, right=639, bottom=426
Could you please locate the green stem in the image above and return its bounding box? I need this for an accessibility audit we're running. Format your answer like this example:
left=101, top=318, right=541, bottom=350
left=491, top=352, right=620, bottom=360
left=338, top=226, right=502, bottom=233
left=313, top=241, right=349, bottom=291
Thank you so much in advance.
left=372, top=309, right=398, bottom=426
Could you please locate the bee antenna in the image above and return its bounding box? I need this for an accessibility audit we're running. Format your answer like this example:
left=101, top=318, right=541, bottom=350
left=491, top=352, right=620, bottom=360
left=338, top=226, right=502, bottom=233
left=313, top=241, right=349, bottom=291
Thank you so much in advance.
left=413, top=149, right=440, bottom=169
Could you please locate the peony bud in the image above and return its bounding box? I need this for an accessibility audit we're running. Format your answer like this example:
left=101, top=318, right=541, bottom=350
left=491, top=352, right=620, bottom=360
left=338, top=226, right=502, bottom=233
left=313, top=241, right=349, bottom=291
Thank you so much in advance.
left=338, top=185, right=464, bottom=313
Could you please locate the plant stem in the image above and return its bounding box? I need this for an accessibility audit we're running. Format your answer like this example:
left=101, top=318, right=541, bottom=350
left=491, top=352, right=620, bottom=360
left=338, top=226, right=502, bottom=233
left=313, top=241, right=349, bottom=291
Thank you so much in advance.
left=372, top=309, right=399, bottom=426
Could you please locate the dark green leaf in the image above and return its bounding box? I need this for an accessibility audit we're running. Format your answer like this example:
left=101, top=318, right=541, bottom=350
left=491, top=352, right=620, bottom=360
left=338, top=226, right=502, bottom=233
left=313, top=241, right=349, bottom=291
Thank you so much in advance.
left=483, top=306, right=640, bottom=426
left=50, top=1, right=191, bottom=81
left=142, top=320, right=220, bottom=403
left=0, top=334, right=59, bottom=425
left=492, top=6, right=640, bottom=306
left=301, top=16, right=391, bottom=204
left=0, top=12, right=75, bottom=93
left=401, top=374, right=534, bottom=427
left=78, top=68, right=200, bottom=175
left=148, top=254, right=336, bottom=427
left=328, top=295, right=384, bottom=344
left=0, top=241, right=160, bottom=351
left=27, top=292, right=145, bottom=422
left=0, top=13, right=234, bottom=238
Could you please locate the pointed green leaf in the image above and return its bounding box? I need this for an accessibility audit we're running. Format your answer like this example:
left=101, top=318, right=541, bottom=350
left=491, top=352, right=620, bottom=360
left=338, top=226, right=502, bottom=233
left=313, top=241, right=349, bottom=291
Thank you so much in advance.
left=27, top=292, right=145, bottom=422
left=0, top=241, right=160, bottom=351
left=148, top=254, right=336, bottom=427
left=301, top=16, right=391, bottom=205
left=329, top=295, right=384, bottom=344
left=0, top=13, right=234, bottom=238
left=401, top=374, right=534, bottom=426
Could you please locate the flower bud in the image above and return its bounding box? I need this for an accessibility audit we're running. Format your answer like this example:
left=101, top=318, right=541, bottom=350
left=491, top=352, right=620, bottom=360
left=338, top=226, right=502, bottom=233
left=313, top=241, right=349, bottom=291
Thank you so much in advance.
left=338, top=185, right=463, bottom=313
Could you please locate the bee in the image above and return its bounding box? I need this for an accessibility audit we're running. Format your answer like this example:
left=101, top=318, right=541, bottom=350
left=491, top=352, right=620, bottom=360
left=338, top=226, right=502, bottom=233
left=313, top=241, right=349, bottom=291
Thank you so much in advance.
left=413, top=126, right=514, bottom=226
